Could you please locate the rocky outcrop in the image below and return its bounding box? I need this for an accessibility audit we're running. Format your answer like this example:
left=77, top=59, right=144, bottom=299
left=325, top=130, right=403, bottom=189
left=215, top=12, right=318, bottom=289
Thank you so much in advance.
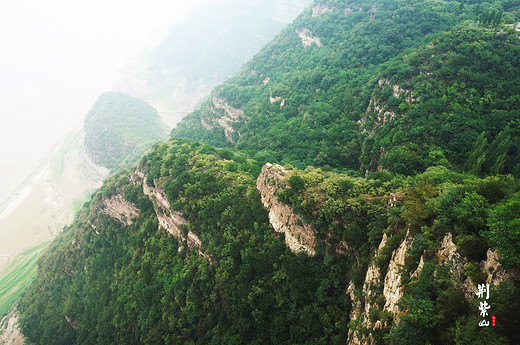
left=101, top=194, right=140, bottom=226
left=388, top=191, right=405, bottom=207
left=199, top=97, right=244, bottom=144
left=312, top=4, right=333, bottom=17
left=362, top=234, right=388, bottom=312
left=269, top=88, right=286, bottom=107
left=378, top=78, right=416, bottom=103
left=346, top=231, right=516, bottom=343
left=410, top=254, right=424, bottom=279
left=383, top=230, right=412, bottom=314
left=0, top=310, right=25, bottom=345
left=360, top=78, right=416, bottom=135
left=256, top=163, right=316, bottom=256
left=505, top=22, right=520, bottom=32
left=296, top=28, right=323, bottom=48
left=368, top=4, right=378, bottom=20
left=437, top=233, right=475, bottom=300
left=347, top=233, right=390, bottom=344
left=134, top=171, right=202, bottom=251
left=212, top=96, right=244, bottom=120
left=270, top=96, right=286, bottom=107
left=344, top=6, right=362, bottom=16
left=481, top=249, right=511, bottom=286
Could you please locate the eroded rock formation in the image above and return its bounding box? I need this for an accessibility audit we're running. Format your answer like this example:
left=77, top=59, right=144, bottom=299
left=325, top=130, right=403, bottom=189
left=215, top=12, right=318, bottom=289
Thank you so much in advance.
left=383, top=230, right=412, bottom=314
left=133, top=171, right=202, bottom=250
left=256, top=163, right=316, bottom=256
left=0, top=310, right=25, bottom=345
left=296, top=28, right=323, bottom=48
left=101, top=194, right=140, bottom=226
left=199, top=97, right=244, bottom=143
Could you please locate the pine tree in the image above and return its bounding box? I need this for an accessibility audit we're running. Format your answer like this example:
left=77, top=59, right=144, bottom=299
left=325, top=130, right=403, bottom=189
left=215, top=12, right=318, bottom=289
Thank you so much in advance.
left=485, top=129, right=512, bottom=174
left=465, top=132, right=488, bottom=175
left=492, top=11, right=503, bottom=28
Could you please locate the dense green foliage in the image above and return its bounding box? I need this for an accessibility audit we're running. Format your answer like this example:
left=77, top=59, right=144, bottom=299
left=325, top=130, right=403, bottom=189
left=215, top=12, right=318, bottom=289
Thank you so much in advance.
left=277, top=166, right=520, bottom=344
left=484, top=191, right=520, bottom=267
left=172, top=0, right=520, bottom=175
left=18, top=141, right=352, bottom=344
left=18, top=142, right=520, bottom=343
left=84, top=92, right=168, bottom=169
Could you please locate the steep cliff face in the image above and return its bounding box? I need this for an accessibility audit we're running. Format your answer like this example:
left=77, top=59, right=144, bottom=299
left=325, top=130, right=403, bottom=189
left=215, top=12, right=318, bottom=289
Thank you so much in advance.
left=256, top=163, right=316, bottom=255
left=101, top=195, right=140, bottom=226
left=482, top=249, right=511, bottom=285
left=437, top=233, right=476, bottom=300
left=133, top=170, right=202, bottom=251
left=296, top=28, right=323, bottom=48
left=383, top=230, right=412, bottom=314
left=348, top=232, right=413, bottom=344
left=348, top=227, right=519, bottom=344
left=198, top=97, right=244, bottom=144
left=347, top=233, right=388, bottom=345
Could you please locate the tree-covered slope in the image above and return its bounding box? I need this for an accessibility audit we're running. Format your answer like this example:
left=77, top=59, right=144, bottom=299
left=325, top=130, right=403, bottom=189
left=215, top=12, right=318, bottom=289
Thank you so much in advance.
left=17, top=140, right=352, bottom=344
left=172, top=0, right=520, bottom=175
left=16, top=140, right=520, bottom=344
left=84, top=92, right=168, bottom=169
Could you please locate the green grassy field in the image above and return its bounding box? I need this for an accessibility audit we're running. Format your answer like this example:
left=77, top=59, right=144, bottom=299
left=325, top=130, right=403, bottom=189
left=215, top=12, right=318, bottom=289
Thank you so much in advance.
left=0, top=242, right=49, bottom=318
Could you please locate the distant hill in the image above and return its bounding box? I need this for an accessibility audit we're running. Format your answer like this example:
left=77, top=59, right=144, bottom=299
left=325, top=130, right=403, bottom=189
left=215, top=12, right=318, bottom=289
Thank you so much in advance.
left=115, top=0, right=313, bottom=127
left=84, top=92, right=168, bottom=169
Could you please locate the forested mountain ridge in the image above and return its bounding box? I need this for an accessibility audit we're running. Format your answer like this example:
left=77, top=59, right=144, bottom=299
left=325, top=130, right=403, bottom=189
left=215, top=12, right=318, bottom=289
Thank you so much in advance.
left=172, top=0, right=520, bottom=175
left=16, top=140, right=520, bottom=344
left=14, top=0, right=520, bottom=344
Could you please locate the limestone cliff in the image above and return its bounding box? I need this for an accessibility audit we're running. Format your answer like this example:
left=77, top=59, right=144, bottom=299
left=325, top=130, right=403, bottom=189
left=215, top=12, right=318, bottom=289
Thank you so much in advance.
left=256, top=163, right=316, bottom=256
left=101, top=194, right=140, bottom=226
left=347, top=228, right=518, bottom=343
left=360, top=78, right=416, bottom=136
left=132, top=170, right=205, bottom=253
left=383, top=230, right=412, bottom=314
left=199, top=97, right=244, bottom=144
left=347, top=233, right=388, bottom=345
left=296, top=28, right=324, bottom=48
left=347, top=231, right=413, bottom=345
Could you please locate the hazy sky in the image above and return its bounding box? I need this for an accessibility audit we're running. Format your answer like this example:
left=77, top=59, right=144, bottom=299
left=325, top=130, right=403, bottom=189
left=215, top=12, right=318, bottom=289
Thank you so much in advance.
left=0, top=0, right=202, bottom=203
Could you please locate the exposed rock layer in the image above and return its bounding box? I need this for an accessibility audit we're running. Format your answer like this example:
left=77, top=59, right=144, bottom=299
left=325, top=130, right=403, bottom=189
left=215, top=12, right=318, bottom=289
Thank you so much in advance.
left=256, top=164, right=316, bottom=255
left=134, top=171, right=202, bottom=250
left=199, top=97, right=244, bottom=143
left=101, top=194, right=140, bottom=226
left=0, top=310, right=25, bottom=345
